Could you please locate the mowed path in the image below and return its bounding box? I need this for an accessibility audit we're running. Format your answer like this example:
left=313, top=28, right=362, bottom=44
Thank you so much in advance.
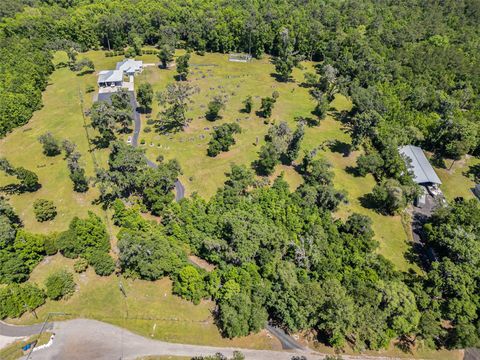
left=20, top=319, right=412, bottom=360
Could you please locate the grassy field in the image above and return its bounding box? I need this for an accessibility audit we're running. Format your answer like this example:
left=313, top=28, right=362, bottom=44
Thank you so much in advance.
left=133, top=52, right=414, bottom=271
left=0, top=50, right=419, bottom=269
left=434, top=155, right=480, bottom=201
left=10, top=255, right=280, bottom=350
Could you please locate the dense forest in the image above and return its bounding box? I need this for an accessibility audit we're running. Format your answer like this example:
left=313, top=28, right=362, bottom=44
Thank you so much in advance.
left=1, top=0, right=480, bottom=354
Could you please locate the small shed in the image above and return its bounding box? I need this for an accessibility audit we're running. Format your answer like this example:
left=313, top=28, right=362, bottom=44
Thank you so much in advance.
left=398, top=145, right=442, bottom=185
left=116, top=59, right=143, bottom=75
left=98, top=70, right=123, bottom=87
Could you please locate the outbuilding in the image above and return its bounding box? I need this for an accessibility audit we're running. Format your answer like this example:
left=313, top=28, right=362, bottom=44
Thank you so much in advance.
left=399, top=145, right=442, bottom=186
left=116, top=59, right=143, bottom=76
left=97, top=70, right=123, bottom=88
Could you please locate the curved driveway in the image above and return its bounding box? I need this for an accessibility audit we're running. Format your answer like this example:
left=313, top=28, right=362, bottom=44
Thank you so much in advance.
left=130, top=93, right=185, bottom=201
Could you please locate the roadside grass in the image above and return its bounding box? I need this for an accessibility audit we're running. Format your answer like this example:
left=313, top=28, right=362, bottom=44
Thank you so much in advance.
left=0, top=332, right=52, bottom=360
left=11, top=255, right=280, bottom=350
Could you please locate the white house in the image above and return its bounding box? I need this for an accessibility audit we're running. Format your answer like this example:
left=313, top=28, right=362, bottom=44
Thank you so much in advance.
left=116, top=59, right=143, bottom=76
left=97, top=70, right=123, bottom=88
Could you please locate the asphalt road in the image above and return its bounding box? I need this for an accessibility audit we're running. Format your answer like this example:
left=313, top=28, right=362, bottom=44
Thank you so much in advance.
left=0, top=321, right=53, bottom=337
left=24, top=319, right=309, bottom=360
left=265, top=324, right=306, bottom=351
left=98, top=91, right=185, bottom=201
left=18, top=319, right=406, bottom=360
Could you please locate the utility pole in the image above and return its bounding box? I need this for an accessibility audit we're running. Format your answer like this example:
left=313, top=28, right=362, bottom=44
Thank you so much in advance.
left=25, top=312, right=68, bottom=360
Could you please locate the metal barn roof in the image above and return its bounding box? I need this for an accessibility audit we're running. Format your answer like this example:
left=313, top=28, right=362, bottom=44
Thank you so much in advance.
left=116, top=59, right=143, bottom=74
left=399, top=145, right=442, bottom=185
left=98, top=70, right=123, bottom=84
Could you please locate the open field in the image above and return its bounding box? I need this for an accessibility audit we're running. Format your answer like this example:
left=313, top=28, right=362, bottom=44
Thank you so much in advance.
left=133, top=52, right=415, bottom=271
left=0, top=50, right=422, bottom=270
left=10, top=255, right=280, bottom=349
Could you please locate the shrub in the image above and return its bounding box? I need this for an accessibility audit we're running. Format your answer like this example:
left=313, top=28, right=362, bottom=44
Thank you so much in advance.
left=73, top=258, right=88, bottom=273
left=143, top=126, right=152, bottom=133
left=206, top=96, right=226, bottom=120
left=87, top=251, right=115, bottom=276
left=44, top=235, right=58, bottom=255
left=86, top=85, right=95, bottom=93
left=140, top=139, right=146, bottom=145
left=38, top=132, right=61, bottom=157
left=45, top=270, right=75, bottom=300
left=33, top=199, right=57, bottom=222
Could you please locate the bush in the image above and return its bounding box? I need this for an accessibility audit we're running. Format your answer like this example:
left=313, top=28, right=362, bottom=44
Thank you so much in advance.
left=45, top=270, right=75, bottom=300
left=73, top=258, right=88, bottom=273
left=140, top=139, right=146, bottom=145
left=143, top=126, right=152, bottom=133
left=87, top=251, right=115, bottom=276
left=44, top=235, right=58, bottom=255
left=33, top=199, right=57, bottom=222
left=86, top=85, right=95, bottom=93
left=38, top=132, right=61, bottom=157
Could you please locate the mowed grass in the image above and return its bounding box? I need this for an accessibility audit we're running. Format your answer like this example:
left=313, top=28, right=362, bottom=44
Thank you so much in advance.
left=133, top=52, right=414, bottom=271
left=434, top=155, right=480, bottom=201
left=10, top=255, right=280, bottom=350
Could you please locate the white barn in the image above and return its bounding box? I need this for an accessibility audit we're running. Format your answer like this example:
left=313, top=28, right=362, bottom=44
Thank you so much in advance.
left=399, top=145, right=442, bottom=185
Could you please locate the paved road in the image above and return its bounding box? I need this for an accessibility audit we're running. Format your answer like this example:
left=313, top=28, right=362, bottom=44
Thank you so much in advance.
left=97, top=91, right=185, bottom=201
left=19, top=319, right=407, bottom=360
left=266, top=324, right=306, bottom=351
left=0, top=321, right=53, bottom=337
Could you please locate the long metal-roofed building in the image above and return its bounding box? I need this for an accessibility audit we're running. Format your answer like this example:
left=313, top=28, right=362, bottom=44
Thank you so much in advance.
left=97, top=70, right=123, bottom=87
left=399, top=145, right=442, bottom=185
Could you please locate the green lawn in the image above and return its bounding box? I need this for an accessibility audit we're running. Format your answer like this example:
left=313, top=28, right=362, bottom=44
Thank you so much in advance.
left=434, top=155, right=480, bottom=201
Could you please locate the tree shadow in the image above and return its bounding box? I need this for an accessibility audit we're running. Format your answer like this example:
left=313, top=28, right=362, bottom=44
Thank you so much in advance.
left=430, top=153, right=447, bottom=169
left=0, top=183, right=41, bottom=194
left=295, top=116, right=318, bottom=127
left=345, top=165, right=361, bottom=177
left=269, top=72, right=291, bottom=82
left=330, top=109, right=352, bottom=124
left=327, top=139, right=351, bottom=157
left=76, top=69, right=95, bottom=77
left=464, top=163, right=480, bottom=183
left=205, top=113, right=221, bottom=121
left=359, top=193, right=379, bottom=211
left=154, top=121, right=185, bottom=135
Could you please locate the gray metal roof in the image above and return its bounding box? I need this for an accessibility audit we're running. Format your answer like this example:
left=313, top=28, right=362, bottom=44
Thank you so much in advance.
left=98, top=70, right=123, bottom=83
left=399, top=145, right=442, bottom=184
left=116, top=59, right=143, bottom=73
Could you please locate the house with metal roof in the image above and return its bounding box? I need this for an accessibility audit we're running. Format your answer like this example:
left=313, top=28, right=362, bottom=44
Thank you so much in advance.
left=399, top=145, right=442, bottom=185
left=116, top=59, right=143, bottom=75
left=97, top=70, right=123, bottom=87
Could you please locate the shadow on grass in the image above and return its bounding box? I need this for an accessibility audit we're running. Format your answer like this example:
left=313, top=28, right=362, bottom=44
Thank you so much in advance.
left=76, top=69, right=95, bottom=77
left=345, top=165, right=362, bottom=177
left=464, top=163, right=480, bottom=183
left=269, top=72, right=291, bottom=83
left=327, top=139, right=351, bottom=157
